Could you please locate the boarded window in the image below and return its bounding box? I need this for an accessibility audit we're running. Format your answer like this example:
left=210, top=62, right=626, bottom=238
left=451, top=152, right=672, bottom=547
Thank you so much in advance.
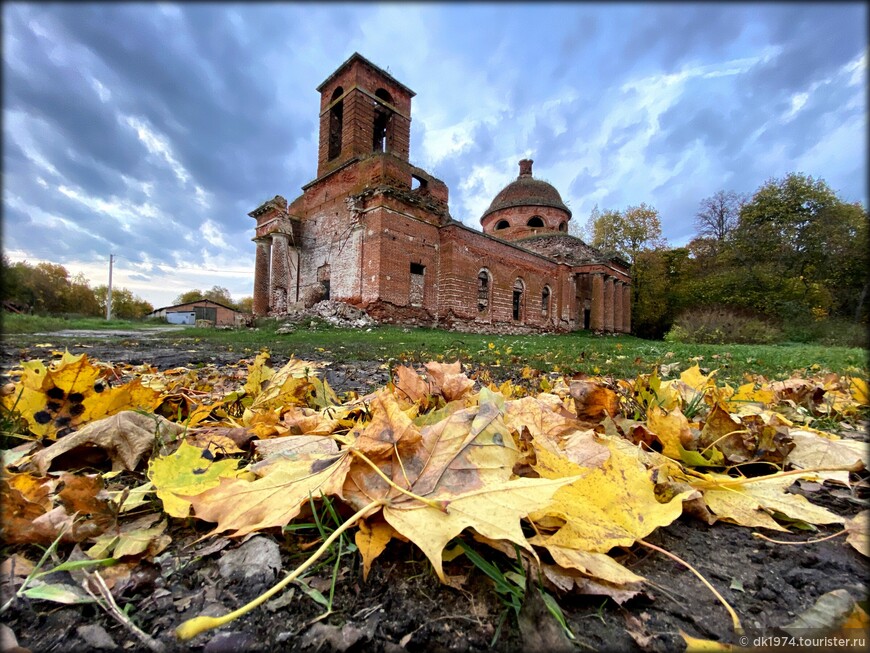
left=527, top=216, right=545, bottom=228
left=477, top=270, right=490, bottom=313
left=328, top=87, right=343, bottom=161
left=541, top=286, right=551, bottom=316
left=512, top=279, right=524, bottom=321
left=410, top=263, right=425, bottom=306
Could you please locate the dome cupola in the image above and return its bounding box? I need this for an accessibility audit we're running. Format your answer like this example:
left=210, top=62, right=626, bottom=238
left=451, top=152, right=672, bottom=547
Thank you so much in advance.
left=480, top=159, right=572, bottom=240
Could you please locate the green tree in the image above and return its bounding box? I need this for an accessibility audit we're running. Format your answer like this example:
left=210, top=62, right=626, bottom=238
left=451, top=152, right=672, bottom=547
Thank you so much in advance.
left=67, top=273, right=101, bottom=316
left=587, top=208, right=625, bottom=255
left=94, top=286, right=154, bottom=319
left=733, top=173, right=868, bottom=321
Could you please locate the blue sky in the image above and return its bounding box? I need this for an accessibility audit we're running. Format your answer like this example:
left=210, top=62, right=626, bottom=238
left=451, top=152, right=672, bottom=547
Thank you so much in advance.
left=3, top=2, right=866, bottom=309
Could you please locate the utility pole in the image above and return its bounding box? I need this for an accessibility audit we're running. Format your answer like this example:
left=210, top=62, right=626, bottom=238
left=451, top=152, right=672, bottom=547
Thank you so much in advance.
left=106, top=254, right=114, bottom=320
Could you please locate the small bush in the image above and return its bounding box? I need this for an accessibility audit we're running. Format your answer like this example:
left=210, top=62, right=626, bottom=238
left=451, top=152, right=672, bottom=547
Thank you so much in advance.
left=665, top=307, right=782, bottom=345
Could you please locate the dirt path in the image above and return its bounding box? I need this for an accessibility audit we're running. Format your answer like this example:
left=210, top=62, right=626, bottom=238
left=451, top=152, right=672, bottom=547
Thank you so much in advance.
left=1, top=332, right=867, bottom=653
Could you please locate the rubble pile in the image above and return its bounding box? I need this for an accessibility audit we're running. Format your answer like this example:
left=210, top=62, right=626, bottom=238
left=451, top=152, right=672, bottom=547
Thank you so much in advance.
left=276, top=300, right=375, bottom=333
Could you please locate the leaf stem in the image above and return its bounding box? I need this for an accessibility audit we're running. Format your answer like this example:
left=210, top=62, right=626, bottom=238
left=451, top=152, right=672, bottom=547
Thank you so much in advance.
left=638, top=539, right=743, bottom=635
left=691, top=466, right=857, bottom=490
left=752, top=529, right=847, bottom=545
left=175, top=499, right=382, bottom=641
left=350, top=449, right=447, bottom=511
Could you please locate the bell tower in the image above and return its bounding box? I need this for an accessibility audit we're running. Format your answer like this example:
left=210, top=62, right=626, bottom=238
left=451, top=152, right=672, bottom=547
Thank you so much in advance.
left=315, top=53, right=415, bottom=178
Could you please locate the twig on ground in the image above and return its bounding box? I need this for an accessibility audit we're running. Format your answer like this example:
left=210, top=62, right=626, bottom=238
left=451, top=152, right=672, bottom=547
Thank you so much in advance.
left=83, top=570, right=166, bottom=653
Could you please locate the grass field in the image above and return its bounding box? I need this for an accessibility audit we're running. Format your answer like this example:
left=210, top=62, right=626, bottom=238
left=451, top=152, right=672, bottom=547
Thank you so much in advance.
left=5, top=314, right=865, bottom=384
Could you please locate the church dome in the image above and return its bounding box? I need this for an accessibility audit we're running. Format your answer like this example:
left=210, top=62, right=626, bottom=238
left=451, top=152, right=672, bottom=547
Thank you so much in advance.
left=481, top=159, right=572, bottom=219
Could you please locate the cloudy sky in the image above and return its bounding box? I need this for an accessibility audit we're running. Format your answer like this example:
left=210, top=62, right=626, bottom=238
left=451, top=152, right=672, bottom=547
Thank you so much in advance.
left=3, top=2, right=866, bottom=309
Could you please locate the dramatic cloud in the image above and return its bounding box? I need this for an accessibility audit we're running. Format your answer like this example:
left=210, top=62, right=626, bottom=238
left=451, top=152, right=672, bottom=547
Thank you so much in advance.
left=3, top=3, right=866, bottom=308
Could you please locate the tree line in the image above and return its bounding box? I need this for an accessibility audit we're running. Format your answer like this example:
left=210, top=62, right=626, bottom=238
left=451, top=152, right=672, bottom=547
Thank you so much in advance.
left=1, top=258, right=254, bottom=319
left=579, top=172, right=869, bottom=340
left=1, top=258, right=155, bottom=319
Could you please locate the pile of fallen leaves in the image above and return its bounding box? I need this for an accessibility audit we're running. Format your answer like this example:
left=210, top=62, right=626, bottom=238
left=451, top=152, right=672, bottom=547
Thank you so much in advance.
left=1, top=351, right=868, bottom=646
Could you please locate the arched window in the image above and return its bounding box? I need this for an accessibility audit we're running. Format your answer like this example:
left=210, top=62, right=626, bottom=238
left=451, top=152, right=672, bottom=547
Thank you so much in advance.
left=495, top=220, right=510, bottom=230
left=512, top=278, right=525, bottom=321
left=373, top=89, right=394, bottom=152
left=541, top=286, right=551, bottom=316
left=527, top=216, right=545, bottom=228
left=477, top=269, right=491, bottom=313
left=328, top=87, right=343, bottom=161
left=558, top=221, right=568, bottom=232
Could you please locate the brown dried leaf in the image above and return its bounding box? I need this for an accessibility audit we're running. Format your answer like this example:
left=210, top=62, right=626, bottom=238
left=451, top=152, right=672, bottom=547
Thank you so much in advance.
left=30, top=411, right=185, bottom=475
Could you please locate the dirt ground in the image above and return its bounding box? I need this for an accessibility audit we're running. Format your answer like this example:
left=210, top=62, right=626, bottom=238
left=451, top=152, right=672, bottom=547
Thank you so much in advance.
left=1, top=330, right=868, bottom=653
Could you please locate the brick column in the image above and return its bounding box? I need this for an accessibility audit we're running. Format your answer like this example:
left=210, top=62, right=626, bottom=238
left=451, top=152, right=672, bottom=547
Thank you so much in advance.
left=591, top=273, right=604, bottom=331
left=270, top=232, right=290, bottom=314
left=252, top=237, right=272, bottom=316
left=603, top=276, right=614, bottom=332
left=614, top=280, right=623, bottom=332
left=623, top=283, right=632, bottom=334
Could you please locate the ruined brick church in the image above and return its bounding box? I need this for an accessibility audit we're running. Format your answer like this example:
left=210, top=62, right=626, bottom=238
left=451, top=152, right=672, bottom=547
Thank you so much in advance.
left=250, top=53, right=631, bottom=333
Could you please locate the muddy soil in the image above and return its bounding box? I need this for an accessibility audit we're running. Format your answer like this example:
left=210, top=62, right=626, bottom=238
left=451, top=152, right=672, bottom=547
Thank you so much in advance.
left=1, top=331, right=868, bottom=653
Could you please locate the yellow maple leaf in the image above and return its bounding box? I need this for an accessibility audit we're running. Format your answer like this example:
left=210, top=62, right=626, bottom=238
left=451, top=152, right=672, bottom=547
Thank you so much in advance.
left=3, top=353, right=160, bottom=439
left=530, top=440, right=690, bottom=552
left=183, top=452, right=351, bottom=537
left=148, top=441, right=244, bottom=518
left=354, top=517, right=400, bottom=580
left=849, top=376, right=869, bottom=406
left=692, top=471, right=845, bottom=531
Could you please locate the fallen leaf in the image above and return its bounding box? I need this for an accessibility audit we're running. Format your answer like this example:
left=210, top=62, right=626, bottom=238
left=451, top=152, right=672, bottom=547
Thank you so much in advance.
left=148, top=441, right=244, bottom=518
left=530, top=440, right=690, bottom=552
left=354, top=517, right=398, bottom=580
left=569, top=380, right=619, bottom=420
left=184, top=452, right=352, bottom=537
left=845, top=511, right=869, bottom=557
left=30, top=411, right=185, bottom=475
left=693, top=472, right=845, bottom=531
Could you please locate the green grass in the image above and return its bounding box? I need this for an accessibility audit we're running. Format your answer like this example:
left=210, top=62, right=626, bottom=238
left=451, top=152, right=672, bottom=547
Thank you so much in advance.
left=4, top=315, right=867, bottom=385
left=163, top=323, right=868, bottom=385
left=1, top=314, right=171, bottom=334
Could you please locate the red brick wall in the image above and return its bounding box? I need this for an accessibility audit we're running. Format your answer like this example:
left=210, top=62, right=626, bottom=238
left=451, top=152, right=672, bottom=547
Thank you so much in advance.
left=481, top=205, right=571, bottom=240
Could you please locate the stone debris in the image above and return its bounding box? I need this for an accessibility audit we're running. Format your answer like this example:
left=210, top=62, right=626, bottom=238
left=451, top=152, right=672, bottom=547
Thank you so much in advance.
left=276, top=300, right=375, bottom=332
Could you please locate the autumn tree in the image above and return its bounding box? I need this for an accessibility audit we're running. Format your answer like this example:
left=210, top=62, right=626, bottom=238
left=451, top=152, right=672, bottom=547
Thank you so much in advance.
left=173, top=286, right=236, bottom=308
left=235, top=296, right=254, bottom=314
left=587, top=203, right=666, bottom=263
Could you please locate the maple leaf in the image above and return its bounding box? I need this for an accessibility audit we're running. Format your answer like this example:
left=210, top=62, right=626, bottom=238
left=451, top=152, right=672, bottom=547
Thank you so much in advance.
left=2, top=352, right=161, bottom=439
left=845, top=511, right=869, bottom=557
left=0, top=471, right=114, bottom=545
left=148, top=441, right=245, bottom=518
left=423, top=361, right=475, bottom=401
left=691, top=471, right=845, bottom=531
left=182, top=451, right=352, bottom=537
left=338, top=387, right=580, bottom=581
left=29, top=411, right=185, bottom=475
left=785, top=428, right=866, bottom=485
left=529, top=440, right=691, bottom=553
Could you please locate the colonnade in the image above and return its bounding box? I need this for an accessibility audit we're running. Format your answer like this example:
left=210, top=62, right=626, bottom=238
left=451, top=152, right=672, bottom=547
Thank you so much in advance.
left=589, top=272, right=631, bottom=333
